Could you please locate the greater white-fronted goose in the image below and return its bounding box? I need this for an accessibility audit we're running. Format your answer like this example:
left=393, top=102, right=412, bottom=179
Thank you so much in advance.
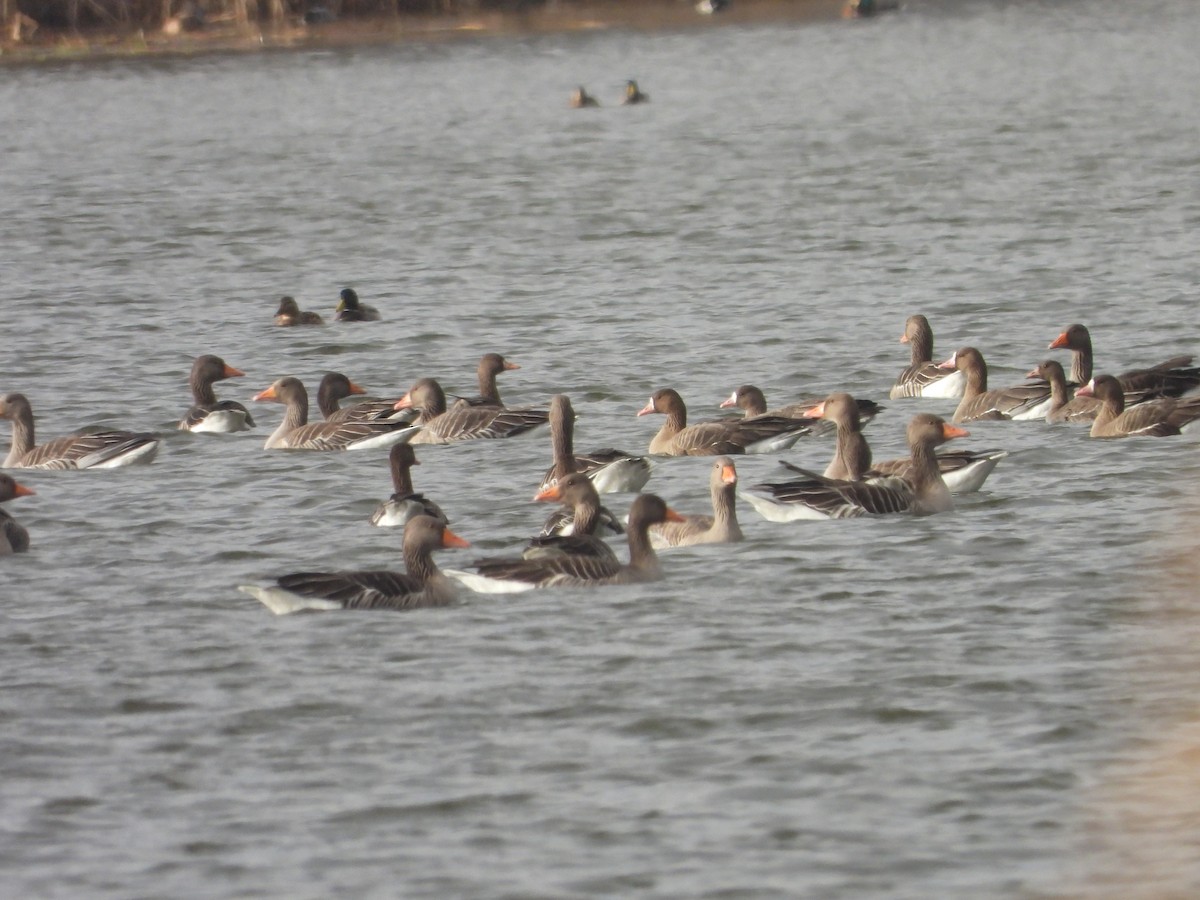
left=1049, top=323, right=1200, bottom=397
left=178, top=355, right=255, bottom=433
left=274, top=296, right=323, bottom=326
left=1077, top=375, right=1200, bottom=438
left=394, top=378, right=549, bottom=445
left=0, top=474, right=35, bottom=555
left=743, top=414, right=968, bottom=521
left=239, top=515, right=469, bottom=614
left=252, top=377, right=421, bottom=451
left=637, top=389, right=811, bottom=456
left=450, top=353, right=520, bottom=408
left=622, top=79, right=649, bottom=104
left=316, top=372, right=413, bottom=425
left=719, top=384, right=881, bottom=429
left=803, top=393, right=872, bottom=480
left=0, top=393, right=160, bottom=470
left=538, top=394, right=652, bottom=495
left=447, top=494, right=683, bottom=594
left=648, top=457, right=743, bottom=549
left=940, top=347, right=1052, bottom=423
left=528, top=472, right=623, bottom=556
left=333, top=287, right=381, bottom=322
left=889, top=315, right=966, bottom=400
left=370, top=444, right=449, bottom=528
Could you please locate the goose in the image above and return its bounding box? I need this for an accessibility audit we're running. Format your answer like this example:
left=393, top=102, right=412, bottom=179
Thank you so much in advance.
left=889, top=315, right=966, bottom=399
left=719, top=384, right=880, bottom=429
left=0, top=393, right=160, bottom=469
left=637, top=389, right=811, bottom=456
left=743, top=414, right=968, bottom=521
left=178, top=355, right=255, bottom=433
left=622, top=80, right=649, bottom=105
left=394, top=378, right=549, bottom=445
left=648, top=457, right=743, bottom=549
left=316, top=372, right=414, bottom=424
left=252, top=377, right=421, bottom=451
left=450, top=353, right=520, bottom=408
left=940, top=347, right=1052, bottom=423
left=1049, top=323, right=1200, bottom=397
left=333, top=287, right=381, bottom=322
left=0, top=474, right=35, bottom=555
left=447, top=494, right=683, bottom=593
left=273, top=296, right=323, bottom=326
left=239, top=516, right=469, bottom=614
left=528, top=472, right=623, bottom=557
left=369, top=444, right=448, bottom=528
left=802, top=393, right=872, bottom=481
left=570, top=86, right=599, bottom=108
left=1077, top=375, right=1200, bottom=438
left=538, top=394, right=651, bottom=495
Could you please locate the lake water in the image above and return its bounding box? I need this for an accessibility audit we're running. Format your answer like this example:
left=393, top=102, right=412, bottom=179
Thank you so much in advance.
left=4, top=0, right=1200, bottom=896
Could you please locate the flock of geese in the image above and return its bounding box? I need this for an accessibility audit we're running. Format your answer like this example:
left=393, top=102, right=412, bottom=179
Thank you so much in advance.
left=4, top=302, right=1200, bottom=614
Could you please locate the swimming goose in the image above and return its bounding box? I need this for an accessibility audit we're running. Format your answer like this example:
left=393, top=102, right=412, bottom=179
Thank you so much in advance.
left=370, top=444, right=449, bottom=528
left=889, top=315, right=966, bottom=399
left=940, top=347, right=1052, bottom=423
left=528, top=472, right=623, bottom=557
left=743, top=414, right=967, bottom=521
left=274, top=295, right=323, bottom=326
left=538, top=394, right=652, bottom=495
left=239, top=515, right=469, bottom=614
left=252, top=377, right=421, bottom=451
left=719, top=384, right=880, bottom=430
left=448, top=494, right=683, bottom=593
left=178, top=355, right=255, bottom=433
left=451, top=353, right=520, bottom=408
left=316, top=372, right=414, bottom=424
left=1077, top=375, right=1200, bottom=438
left=0, top=393, right=160, bottom=469
left=803, top=393, right=872, bottom=480
left=394, top=378, right=549, bottom=445
left=570, top=86, right=599, bottom=108
left=1029, top=359, right=1102, bottom=424
left=333, top=287, right=381, bottom=322
left=1048, top=323, right=1200, bottom=397
left=648, top=457, right=743, bottom=549
left=0, top=474, right=35, bottom=555
left=622, top=80, right=649, bottom=105
left=637, top=388, right=811, bottom=456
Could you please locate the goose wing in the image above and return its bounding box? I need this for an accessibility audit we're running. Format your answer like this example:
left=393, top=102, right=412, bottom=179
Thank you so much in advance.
left=276, top=570, right=435, bottom=610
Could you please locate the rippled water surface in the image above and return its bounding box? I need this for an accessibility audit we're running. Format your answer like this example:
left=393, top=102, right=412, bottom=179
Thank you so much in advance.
left=5, top=1, right=1200, bottom=896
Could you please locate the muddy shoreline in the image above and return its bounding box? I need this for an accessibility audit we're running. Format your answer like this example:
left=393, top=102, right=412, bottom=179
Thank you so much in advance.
left=1, top=1, right=850, bottom=67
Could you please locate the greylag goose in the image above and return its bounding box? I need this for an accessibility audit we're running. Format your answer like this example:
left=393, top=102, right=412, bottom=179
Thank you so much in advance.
left=648, top=457, right=743, bottom=549
left=622, top=80, right=649, bottom=104
left=803, top=393, right=872, bottom=480
left=743, top=414, right=968, bottom=521
left=538, top=394, right=652, bottom=495
left=394, top=378, right=549, bottom=445
left=0, top=393, right=160, bottom=469
left=528, top=472, right=623, bottom=556
left=451, top=353, right=520, bottom=408
left=719, top=384, right=880, bottom=429
left=889, top=315, right=966, bottom=399
left=570, top=86, right=599, bottom=108
left=317, top=372, right=413, bottom=424
left=1049, top=323, right=1200, bottom=397
left=274, top=296, right=323, bottom=326
left=637, top=389, right=811, bottom=456
left=0, top=474, right=34, bottom=555
left=370, top=444, right=448, bottom=528
left=940, top=347, right=1052, bottom=423
left=1077, top=375, right=1200, bottom=438
left=1030, top=359, right=1101, bottom=424
left=252, top=377, right=421, bottom=451
left=239, top=515, right=469, bottom=614
left=447, top=494, right=683, bottom=593
left=178, top=355, right=255, bottom=433
left=333, top=287, right=381, bottom=322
